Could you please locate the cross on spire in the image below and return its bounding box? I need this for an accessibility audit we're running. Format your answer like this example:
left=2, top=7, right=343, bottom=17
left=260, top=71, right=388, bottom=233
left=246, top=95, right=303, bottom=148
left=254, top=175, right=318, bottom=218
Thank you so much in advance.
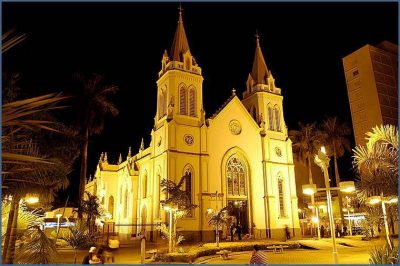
left=178, top=3, right=183, bottom=16
left=255, top=30, right=260, bottom=40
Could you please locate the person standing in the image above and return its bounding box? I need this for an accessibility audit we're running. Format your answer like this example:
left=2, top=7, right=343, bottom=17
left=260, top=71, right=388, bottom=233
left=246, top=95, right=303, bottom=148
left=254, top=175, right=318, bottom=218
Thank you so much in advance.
left=236, top=223, right=242, bottom=240
left=82, top=247, right=96, bottom=264
left=285, top=225, right=291, bottom=240
left=230, top=223, right=236, bottom=241
left=250, top=245, right=269, bottom=264
left=320, top=225, right=325, bottom=238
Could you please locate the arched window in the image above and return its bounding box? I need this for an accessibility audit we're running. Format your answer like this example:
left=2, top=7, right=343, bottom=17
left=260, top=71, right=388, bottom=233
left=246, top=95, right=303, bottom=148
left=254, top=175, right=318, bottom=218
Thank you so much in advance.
left=179, top=86, right=187, bottom=115
left=120, top=186, right=123, bottom=203
left=183, top=165, right=193, bottom=217
left=162, top=91, right=167, bottom=116
left=274, top=106, right=281, bottom=131
left=189, top=88, right=196, bottom=117
left=268, top=106, right=274, bottom=131
left=124, top=187, right=128, bottom=218
left=108, top=196, right=114, bottom=218
left=278, top=175, right=286, bottom=217
left=226, top=156, right=246, bottom=196
left=142, top=173, right=148, bottom=198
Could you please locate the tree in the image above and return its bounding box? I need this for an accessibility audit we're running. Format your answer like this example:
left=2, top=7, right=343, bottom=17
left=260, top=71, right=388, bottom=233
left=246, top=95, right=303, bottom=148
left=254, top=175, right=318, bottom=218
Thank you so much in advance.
left=159, top=175, right=198, bottom=251
left=71, top=73, right=119, bottom=202
left=208, top=206, right=231, bottom=247
left=75, top=191, right=103, bottom=235
left=353, top=125, right=398, bottom=201
left=289, top=122, right=323, bottom=232
left=321, top=116, right=351, bottom=226
left=60, top=222, right=92, bottom=264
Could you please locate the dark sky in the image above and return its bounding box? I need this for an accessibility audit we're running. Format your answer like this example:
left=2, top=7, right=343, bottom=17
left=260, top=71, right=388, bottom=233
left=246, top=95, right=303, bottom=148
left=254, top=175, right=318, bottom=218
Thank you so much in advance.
left=3, top=2, right=398, bottom=204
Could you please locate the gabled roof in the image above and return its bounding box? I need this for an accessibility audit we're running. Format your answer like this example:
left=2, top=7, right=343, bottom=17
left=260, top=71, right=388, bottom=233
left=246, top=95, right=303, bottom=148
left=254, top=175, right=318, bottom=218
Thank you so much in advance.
left=209, top=94, right=236, bottom=119
left=250, top=36, right=269, bottom=85
left=170, top=10, right=191, bottom=62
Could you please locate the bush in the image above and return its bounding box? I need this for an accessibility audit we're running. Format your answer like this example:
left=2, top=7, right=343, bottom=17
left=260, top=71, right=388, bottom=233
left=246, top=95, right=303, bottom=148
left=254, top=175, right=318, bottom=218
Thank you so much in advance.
left=369, top=242, right=399, bottom=264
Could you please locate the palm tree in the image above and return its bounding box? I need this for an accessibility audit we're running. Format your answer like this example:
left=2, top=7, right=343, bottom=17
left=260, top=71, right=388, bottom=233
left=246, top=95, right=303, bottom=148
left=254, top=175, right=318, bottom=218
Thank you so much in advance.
left=208, top=206, right=231, bottom=247
left=353, top=125, right=398, bottom=201
left=72, top=73, right=119, bottom=202
left=75, top=192, right=103, bottom=235
left=60, top=222, right=92, bottom=264
left=289, top=122, right=323, bottom=237
left=321, top=116, right=351, bottom=226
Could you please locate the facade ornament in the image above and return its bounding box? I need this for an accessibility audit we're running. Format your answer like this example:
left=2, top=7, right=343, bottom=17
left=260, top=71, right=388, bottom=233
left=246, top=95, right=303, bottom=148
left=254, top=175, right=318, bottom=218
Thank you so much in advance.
left=118, top=153, right=122, bottom=164
left=232, top=88, right=236, bottom=96
left=259, top=113, right=266, bottom=128
left=140, top=138, right=145, bottom=151
left=104, top=152, right=108, bottom=163
left=127, top=146, right=132, bottom=158
left=167, top=95, right=174, bottom=121
left=99, top=152, right=104, bottom=163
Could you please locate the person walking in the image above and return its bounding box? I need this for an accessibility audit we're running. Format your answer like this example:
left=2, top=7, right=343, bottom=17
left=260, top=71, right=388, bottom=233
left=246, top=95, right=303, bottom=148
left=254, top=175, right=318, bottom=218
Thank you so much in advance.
left=82, top=247, right=96, bottom=264
left=250, top=245, right=269, bottom=264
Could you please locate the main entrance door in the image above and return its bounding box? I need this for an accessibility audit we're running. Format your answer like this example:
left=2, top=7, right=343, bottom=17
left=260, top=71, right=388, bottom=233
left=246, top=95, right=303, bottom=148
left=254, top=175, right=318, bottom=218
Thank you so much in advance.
left=227, top=200, right=249, bottom=234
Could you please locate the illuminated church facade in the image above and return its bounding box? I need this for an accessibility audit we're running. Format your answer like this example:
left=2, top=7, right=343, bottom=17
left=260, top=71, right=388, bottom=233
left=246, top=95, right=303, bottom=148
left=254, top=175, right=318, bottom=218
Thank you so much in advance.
left=86, top=10, right=301, bottom=242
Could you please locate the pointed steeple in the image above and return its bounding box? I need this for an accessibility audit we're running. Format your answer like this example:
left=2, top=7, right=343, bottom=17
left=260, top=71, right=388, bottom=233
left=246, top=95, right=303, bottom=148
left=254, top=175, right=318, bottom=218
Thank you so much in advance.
left=127, top=146, right=132, bottom=158
left=170, top=5, right=191, bottom=62
left=250, top=32, right=269, bottom=85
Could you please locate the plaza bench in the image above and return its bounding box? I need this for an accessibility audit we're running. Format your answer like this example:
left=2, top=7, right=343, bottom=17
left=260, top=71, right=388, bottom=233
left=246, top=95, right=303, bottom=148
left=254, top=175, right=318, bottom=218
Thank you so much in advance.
left=216, top=250, right=231, bottom=260
left=266, top=244, right=289, bottom=253
left=146, top=249, right=160, bottom=260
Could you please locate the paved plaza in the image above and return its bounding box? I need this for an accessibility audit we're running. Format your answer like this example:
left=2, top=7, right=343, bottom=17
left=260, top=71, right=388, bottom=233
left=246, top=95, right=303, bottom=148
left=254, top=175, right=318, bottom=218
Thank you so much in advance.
left=54, top=237, right=395, bottom=264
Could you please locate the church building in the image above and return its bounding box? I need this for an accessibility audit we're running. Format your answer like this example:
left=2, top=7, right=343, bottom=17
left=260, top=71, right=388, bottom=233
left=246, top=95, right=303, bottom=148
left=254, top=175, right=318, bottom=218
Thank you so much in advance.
left=86, top=10, right=301, bottom=242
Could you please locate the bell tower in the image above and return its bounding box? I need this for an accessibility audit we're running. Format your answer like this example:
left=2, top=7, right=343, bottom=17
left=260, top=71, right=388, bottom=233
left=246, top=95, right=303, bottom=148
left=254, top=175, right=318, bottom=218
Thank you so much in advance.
left=155, top=7, right=204, bottom=128
left=242, top=34, right=288, bottom=138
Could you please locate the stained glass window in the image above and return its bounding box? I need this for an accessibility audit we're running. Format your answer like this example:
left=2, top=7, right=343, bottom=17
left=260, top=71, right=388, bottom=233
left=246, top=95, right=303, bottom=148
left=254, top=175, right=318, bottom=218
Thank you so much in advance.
left=226, top=157, right=246, bottom=196
left=278, top=176, right=286, bottom=217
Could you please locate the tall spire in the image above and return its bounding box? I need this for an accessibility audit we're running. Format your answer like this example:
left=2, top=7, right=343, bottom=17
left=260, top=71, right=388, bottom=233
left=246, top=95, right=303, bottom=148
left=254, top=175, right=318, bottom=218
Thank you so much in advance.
left=170, top=5, right=191, bottom=62
left=250, top=32, right=269, bottom=85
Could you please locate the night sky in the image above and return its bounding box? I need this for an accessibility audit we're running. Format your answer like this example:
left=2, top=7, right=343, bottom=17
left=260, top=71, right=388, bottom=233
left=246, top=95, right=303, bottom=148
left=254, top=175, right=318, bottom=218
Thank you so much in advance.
left=3, top=2, right=398, bottom=204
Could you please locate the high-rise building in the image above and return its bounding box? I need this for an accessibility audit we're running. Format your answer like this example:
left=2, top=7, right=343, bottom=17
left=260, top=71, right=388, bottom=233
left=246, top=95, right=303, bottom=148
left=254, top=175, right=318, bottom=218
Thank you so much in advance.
left=343, top=41, right=398, bottom=146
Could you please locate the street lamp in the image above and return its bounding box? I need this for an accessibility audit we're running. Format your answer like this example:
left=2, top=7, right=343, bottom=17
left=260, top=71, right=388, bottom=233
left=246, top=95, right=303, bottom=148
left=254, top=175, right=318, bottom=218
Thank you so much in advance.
left=367, top=195, right=398, bottom=249
left=162, top=204, right=178, bottom=253
left=56, top=213, right=62, bottom=233
left=345, top=196, right=353, bottom=236
left=310, top=146, right=356, bottom=264
left=25, top=193, right=39, bottom=204
left=307, top=203, right=321, bottom=239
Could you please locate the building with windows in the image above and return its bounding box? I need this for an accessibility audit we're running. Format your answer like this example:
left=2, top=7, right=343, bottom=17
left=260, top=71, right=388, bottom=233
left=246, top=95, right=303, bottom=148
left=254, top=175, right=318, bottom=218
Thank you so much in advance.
left=86, top=10, right=300, bottom=242
left=343, top=41, right=398, bottom=146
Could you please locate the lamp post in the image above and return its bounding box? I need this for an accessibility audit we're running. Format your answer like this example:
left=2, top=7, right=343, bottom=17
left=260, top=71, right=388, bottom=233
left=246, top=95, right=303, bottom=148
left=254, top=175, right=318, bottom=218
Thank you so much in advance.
left=307, top=204, right=321, bottom=239
left=305, top=146, right=355, bottom=264
left=367, top=195, right=398, bottom=249
left=210, top=191, right=223, bottom=247
left=163, top=204, right=178, bottom=253
left=345, top=196, right=352, bottom=236
left=56, top=213, right=62, bottom=233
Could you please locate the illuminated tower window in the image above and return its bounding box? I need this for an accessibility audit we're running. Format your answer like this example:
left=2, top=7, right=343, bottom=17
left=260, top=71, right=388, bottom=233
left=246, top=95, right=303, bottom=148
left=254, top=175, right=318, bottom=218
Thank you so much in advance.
left=274, top=106, right=281, bottom=131
left=268, top=106, right=274, bottom=130
left=179, top=86, right=187, bottom=115
left=189, top=88, right=196, bottom=116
